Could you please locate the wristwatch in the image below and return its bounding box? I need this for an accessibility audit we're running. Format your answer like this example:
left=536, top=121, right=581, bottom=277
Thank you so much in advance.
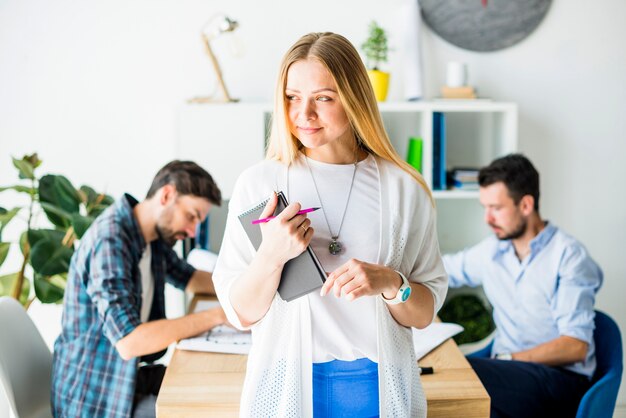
left=495, top=352, right=513, bottom=361
left=382, top=271, right=412, bottom=305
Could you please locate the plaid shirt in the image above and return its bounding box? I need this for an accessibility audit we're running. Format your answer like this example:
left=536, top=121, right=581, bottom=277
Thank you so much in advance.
left=52, top=194, right=195, bottom=418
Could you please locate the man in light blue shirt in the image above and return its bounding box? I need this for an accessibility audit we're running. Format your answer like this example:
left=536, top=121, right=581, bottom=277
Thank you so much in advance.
left=443, top=154, right=602, bottom=418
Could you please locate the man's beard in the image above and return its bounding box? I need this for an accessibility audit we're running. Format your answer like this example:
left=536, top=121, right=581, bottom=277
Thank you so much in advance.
left=156, top=224, right=187, bottom=247
left=492, top=218, right=527, bottom=241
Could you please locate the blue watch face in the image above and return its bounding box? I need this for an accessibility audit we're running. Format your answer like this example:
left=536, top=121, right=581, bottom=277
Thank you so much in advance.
left=401, top=287, right=411, bottom=302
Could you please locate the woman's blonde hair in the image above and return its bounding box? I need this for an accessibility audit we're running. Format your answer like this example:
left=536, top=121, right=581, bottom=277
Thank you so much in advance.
left=266, top=32, right=431, bottom=197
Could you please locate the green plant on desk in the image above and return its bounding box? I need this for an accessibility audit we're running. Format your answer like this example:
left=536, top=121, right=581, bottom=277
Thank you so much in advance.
left=0, top=153, right=113, bottom=308
left=439, top=294, right=495, bottom=345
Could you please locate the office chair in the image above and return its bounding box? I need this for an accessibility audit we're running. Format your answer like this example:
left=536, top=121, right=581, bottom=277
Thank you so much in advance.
left=0, top=297, right=53, bottom=418
left=466, top=310, right=623, bottom=417
left=466, top=339, right=494, bottom=359
left=576, top=310, right=623, bottom=418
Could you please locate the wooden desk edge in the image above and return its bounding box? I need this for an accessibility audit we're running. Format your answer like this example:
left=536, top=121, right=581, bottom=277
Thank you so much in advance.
left=157, top=295, right=490, bottom=417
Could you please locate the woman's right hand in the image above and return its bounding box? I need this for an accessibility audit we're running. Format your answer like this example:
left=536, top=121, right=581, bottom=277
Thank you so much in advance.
left=257, top=192, right=314, bottom=268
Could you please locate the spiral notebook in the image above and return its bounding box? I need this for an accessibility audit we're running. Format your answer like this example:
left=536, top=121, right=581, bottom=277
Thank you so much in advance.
left=238, top=191, right=326, bottom=302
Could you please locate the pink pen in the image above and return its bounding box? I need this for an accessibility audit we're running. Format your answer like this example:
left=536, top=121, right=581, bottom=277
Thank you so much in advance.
left=252, top=207, right=320, bottom=224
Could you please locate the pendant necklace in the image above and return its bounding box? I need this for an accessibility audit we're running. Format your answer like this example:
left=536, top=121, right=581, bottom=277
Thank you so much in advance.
left=304, top=155, right=357, bottom=255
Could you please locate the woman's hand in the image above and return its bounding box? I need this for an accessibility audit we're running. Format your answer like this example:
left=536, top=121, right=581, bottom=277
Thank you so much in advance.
left=229, top=193, right=315, bottom=328
left=257, top=192, right=314, bottom=268
left=321, top=259, right=402, bottom=301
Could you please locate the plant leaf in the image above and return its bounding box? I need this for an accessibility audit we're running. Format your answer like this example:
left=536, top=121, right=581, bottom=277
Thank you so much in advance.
left=81, top=185, right=114, bottom=218
left=79, top=185, right=97, bottom=206
left=27, top=229, right=67, bottom=249
left=0, top=273, right=31, bottom=305
left=0, top=207, right=21, bottom=234
left=30, top=239, right=74, bottom=276
left=0, top=185, right=37, bottom=194
left=12, top=157, right=35, bottom=180
left=88, top=199, right=114, bottom=218
left=0, top=242, right=9, bottom=267
left=71, top=213, right=94, bottom=239
left=39, top=202, right=72, bottom=228
left=439, top=294, right=495, bottom=344
left=39, top=174, right=81, bottom=227
left=19, top=231, right=29, bottom=256
left=49, top=272, right=67, bottom=289
left=24, top=153, right=42, bottom=169
left=34, top=273, right=65, bottom=304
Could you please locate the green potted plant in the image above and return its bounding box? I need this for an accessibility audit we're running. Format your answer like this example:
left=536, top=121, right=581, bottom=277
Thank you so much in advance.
left=361, top=21, right=390, bottom=102
left=0, top=153, right=113, bottom=308
left=438, top=294, right=496, bottom=345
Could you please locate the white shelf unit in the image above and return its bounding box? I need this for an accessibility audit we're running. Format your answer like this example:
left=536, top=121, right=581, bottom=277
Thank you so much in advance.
left=377, top=101, right=517, bottom=198
left=177, top=100, right=517, bottom=252
left=376, top=101, right=517, bottom=252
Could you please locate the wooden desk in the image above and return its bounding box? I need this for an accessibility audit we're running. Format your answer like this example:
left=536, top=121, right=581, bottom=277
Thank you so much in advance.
left=157, top=299, right=490, bottom=417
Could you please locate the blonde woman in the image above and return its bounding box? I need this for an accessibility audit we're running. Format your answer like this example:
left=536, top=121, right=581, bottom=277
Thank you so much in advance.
left=213, top=32, right=447, bottom=417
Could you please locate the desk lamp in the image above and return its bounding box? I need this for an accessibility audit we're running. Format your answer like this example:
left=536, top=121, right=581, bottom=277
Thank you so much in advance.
left=190, top=14, right=239, bottom=103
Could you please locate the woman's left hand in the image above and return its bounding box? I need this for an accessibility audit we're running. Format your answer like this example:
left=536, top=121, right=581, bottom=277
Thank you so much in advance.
left=321, top=259, right=402, bottom=301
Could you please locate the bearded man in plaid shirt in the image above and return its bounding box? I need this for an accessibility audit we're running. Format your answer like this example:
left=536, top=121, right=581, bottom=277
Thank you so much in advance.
left=52, top=161, right=227, bottom=418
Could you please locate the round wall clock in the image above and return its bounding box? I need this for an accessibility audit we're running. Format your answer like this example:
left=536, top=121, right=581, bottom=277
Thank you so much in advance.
left=420, top=0, right=552, bottom=52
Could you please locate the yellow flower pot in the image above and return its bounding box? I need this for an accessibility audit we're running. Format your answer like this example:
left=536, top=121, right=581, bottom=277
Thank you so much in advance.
left=367, top=70, right=390, bottom=102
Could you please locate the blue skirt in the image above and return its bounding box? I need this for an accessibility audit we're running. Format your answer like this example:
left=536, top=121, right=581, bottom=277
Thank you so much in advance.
left=313, top=358, right=379, bottom=418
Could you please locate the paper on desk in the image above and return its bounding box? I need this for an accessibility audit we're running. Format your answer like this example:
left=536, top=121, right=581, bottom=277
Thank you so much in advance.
left=177, top=300, right=252, bottom=354
left=186, top=249, right=218, bottom=271
left=412, top=322, right=464, bottom=360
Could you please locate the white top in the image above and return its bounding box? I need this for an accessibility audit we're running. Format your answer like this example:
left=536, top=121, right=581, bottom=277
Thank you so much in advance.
left=138, top=245, right=153, bottom=323
left=288, top=155, right=380, bottom=363
left=213, top=155, right=448, bottom=418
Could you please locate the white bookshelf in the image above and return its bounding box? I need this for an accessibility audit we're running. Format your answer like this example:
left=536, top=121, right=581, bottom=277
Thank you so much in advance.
left=376, top=101, right=517, bottom=198
left=177, top=100, right=518, bottom=252
left=432, top=190, right=479, bottom=199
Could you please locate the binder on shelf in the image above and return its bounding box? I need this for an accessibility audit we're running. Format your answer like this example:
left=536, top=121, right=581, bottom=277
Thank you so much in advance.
left=196, top=216, right=210, bottom=250
left=238, top=191, right=326, bottom=302
left=184, top=217, right=211, bottom=258
left=433, top=112, right=447, bottom=190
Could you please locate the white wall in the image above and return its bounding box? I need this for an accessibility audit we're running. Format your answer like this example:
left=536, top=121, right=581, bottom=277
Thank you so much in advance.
left=1, top=0, right=625, bottom=411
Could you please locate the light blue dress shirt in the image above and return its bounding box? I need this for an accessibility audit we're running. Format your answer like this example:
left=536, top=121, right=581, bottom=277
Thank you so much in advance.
left=443, top=222, right=603, bottom=377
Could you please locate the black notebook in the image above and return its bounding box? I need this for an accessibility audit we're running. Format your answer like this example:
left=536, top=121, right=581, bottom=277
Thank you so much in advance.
left=237, top=191, right=326, bottom=302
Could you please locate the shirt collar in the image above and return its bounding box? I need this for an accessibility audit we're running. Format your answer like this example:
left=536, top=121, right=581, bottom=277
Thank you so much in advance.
left=116, top=193, right=146, bottom=255
left=492, top=221, right=557, bottom=260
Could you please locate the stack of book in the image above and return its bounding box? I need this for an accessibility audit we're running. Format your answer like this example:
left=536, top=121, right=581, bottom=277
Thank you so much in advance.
left=441, top=86, right=477, bottom=99
left=447, top=168, right=480, bottom=190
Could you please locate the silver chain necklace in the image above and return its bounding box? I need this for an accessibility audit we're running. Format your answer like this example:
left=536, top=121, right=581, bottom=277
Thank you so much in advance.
left=304, top=155, right=357, bottom=255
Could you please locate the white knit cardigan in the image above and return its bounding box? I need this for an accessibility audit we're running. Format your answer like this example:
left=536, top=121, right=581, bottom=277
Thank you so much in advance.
left=213, top=156, right=448, bottom=418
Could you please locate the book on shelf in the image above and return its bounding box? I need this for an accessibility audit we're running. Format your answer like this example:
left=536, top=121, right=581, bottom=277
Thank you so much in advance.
left=441, top=86, right=477, bottom=99
left=447, top=167, right=479, bottom=191
left=183, top=216, right=211, bottom=258
left=196, top=216, right=210, bottom=249
left=432, top=112, right=446, bottom=191
left=449, top=181, right=479, bottom=191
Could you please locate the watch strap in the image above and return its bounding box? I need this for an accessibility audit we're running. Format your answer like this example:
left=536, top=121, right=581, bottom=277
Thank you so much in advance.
left=382, top=271, right=411, bottom=305
left=495, top=352, right=513, bottom=361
